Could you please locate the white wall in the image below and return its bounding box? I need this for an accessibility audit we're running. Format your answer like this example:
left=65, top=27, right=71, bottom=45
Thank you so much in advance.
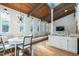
left=0, top=5, right=50, bottom=37
left=53, top=13, right=76, bottom=34
left=75, top=3, right=79, bottom=34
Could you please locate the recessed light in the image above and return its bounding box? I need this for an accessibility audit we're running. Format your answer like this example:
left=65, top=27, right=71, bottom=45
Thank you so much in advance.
left=65, top=10, right=68, bottom=12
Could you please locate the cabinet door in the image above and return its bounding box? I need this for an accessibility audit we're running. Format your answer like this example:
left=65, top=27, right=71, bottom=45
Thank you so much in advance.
left=59, top=37, right=67, bottom=50
left=52, top=36, right=60, bottom=48
left=48, top=36, right=52, bottom=44
left=48, top=36, right=56, bottom=47
left=67, top=37, right=77, bottom=53
left=48, top=36, right=58, bottom=47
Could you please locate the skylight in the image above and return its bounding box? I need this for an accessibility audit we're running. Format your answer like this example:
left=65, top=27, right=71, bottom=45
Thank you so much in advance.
left=47, top=3, right=60, bottom=9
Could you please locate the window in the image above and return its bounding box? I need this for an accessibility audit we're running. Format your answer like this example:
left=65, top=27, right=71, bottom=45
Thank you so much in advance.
left=40, top=23, right=43, bottom=32
left=2, top=20, right=9, bottom=32
left=30, top=25, right=33, bottom=32
left=20, top=21, right=24, bottom=32
left=29, top=19, right=34, bottom=32
left=18, top=15, right=24, bottom=32
left=37, top=24, right=39, bottom=32
left=0, top=9, right=10, bottom=32
left=30, top=20, right=33, bottom=32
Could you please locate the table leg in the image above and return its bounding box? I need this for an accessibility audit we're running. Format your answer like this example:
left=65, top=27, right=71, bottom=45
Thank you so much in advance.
left=15, top=44, right=16, bottom=56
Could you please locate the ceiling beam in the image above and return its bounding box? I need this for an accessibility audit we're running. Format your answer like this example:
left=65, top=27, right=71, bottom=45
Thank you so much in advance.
left=45, top=16, right=50, bottom=22
left=28, top=3, right=45, bottom=16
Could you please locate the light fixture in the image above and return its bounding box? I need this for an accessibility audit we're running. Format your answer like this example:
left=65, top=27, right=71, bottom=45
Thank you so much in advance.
left=17, top=4, right=24, bottom=23
left=65, top=10, right=68, bottom=12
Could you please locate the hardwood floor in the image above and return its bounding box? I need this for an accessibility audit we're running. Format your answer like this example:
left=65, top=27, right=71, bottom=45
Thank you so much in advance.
left=32, top=40, right=79, bottom=56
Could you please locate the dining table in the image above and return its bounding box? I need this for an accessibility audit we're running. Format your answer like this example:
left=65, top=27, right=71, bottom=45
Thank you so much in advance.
left=8, top=37, right=23, bottom=56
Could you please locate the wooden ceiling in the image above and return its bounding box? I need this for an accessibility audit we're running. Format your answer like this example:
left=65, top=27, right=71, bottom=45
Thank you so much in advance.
left=53, top=3, right=75, bottom=21
left=0, top=3, right=76, bottom=22
left=0, top=3, right=51, bottom=22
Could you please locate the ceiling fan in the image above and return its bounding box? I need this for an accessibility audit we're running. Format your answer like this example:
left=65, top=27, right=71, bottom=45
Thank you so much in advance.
left=17, top=15, right=24, bottom=23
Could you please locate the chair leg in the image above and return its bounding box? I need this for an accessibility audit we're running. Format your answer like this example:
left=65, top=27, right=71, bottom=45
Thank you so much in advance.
left=17, top=48, right=24, bottom=56
left=10, top=48, right=13, bottom=56
left=16, top=46, right=19, bottom=56
left=3, top=50, right=5, bottom=56
left=22, top=49, right=24, bottom=56
left=30, top=46, right=32, bottom=56
left=17, top=48, right=19, bottom=56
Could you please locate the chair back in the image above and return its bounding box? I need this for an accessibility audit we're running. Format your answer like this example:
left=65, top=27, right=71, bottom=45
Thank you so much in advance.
left=0, top=36, right=5, bottom=51
left=18, top=35, right=33, bottom=56
left=23, top=35, right=32, bottom=46
left=1, top=36, right=8, bottom=43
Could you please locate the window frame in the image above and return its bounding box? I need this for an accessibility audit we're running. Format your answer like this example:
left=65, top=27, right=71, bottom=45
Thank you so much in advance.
left=19, top=21, right=25, bottom=32
left=18, top=15, right=25, bottom=33
left=0, top=11, right=10, bottom=33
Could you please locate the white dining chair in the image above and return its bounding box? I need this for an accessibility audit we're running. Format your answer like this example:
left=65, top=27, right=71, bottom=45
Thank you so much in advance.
left=0, top=36, right=5, bottom=55
left=0, top=36, right=14, bottom=56
left=17, top=35, right=33, bottom=56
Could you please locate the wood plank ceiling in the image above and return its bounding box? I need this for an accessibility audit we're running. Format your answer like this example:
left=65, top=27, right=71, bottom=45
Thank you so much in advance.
left=0, top=3, right=76, bottom=23
left=0, top=3, right=51, bottom=22
left=53, top=3, right=75, bottom=21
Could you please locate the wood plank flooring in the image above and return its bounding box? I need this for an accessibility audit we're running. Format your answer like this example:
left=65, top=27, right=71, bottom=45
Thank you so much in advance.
left=32, top=40, right=79, bottom=56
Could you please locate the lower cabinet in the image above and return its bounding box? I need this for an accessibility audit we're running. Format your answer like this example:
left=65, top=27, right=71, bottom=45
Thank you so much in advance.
left=67, top=37, right=77, bottom=53
left=52, top=36, right=68, bottom=50
left=52, top=36, right=60, bottom=48
left=48, top=36, right=78, bottom=53
left=48, top=35, right=52, bottom=44
left=59, top=37, right=67, bottom=50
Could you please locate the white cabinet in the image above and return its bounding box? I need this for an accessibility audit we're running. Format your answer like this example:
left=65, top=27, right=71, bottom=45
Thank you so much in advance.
left=52, top=36, right=60, bottom=48
left=48, top=35, right=78, bottom=53
left=52, top=36, right=68, bottom=49
left=49, top=36, right=67, bottom=49
left=48, top=35, right=52, bottom=44
left=59, top=37, right=67, bottom=50
left=48, top=36, right=60, bottom=48
left=67, top=37, right=77, bottom=53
